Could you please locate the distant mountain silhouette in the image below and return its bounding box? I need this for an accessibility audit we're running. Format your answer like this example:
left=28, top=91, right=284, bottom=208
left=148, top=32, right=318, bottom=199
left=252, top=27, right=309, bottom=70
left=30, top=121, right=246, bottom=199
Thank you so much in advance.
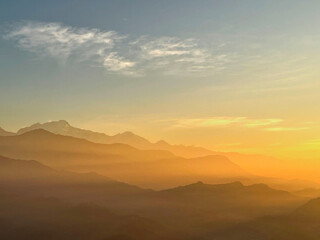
left=0, top=154, right=52, bottom=173
left=142, top=181, right=303, bottom=234
left=187, top=155, right=245, bottom=174
left=160, top=181, right=297, bottom=204
left=0, top=155, right=307, bottom=240
left=0, top=130, right=249, bottom=189
left=294, top=188, right=320, bottom=198
left=208, top=196, right=320, bottom=240
left=294, top=197, right=320, bottom=217
left=15, top=120, right=216, bottom=157
left=0, top=127, right=15, bottom=136
left=17, top=120, right=155, bottom=148
left=3, top=120, right=317, bottom=191
left=0, top=155, right=149, bottom=204
left=0, top=192, right=165, bottom=240
left=0, top=128, right=175, bottom=163
left=153, top=139, right=215, bottom=158
left=12, top=120, right=304, bottom=184
left=0, top=154, right=124, bottom=185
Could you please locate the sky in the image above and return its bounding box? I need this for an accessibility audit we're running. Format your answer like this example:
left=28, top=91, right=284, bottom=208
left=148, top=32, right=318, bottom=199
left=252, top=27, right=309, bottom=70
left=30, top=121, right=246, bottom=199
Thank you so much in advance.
left=1, top=0, right=320, bottom=159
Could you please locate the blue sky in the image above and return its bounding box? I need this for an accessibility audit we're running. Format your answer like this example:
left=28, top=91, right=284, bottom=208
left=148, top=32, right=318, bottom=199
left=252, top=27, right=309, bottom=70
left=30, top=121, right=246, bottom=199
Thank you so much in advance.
left=1, top=0, right=320, bottom=157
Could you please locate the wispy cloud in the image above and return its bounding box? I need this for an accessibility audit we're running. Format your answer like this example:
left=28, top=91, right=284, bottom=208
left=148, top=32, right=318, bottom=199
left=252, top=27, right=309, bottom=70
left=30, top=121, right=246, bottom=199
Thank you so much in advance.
left=139, top=37, right=197, bottom=58
left=264, top=127, right=309, bottom=132
left=4, top=22, right=134, bottom=74
left=103, top=52, right=135, bottom=71
left=168, top=116, right=312, bottom=132
left=132, top=36, right=230, bottom=75
left=244, top=119, right=283, bottom=127
left=168, top=117, right=283, bottom=129
left=4, top=21, right=230, bottom=76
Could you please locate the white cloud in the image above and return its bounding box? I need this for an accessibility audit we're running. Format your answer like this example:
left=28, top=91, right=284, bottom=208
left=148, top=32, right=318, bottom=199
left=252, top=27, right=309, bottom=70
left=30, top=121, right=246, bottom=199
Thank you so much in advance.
left=5, top=22, right=133, bottom=73
left=139, top=37, right=197, bottom=58
left=103, top=52, right=135, bottom=72
left=5, top=21, right=231, bottom=76
left=133, top=37, right=230, bottom=75
left=6, top=22, right=119, bottom=56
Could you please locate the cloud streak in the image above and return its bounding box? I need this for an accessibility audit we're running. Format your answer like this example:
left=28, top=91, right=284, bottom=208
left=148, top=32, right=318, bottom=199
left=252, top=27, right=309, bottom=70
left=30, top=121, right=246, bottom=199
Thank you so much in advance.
left=134, top=36, right=230, bottom=74
left=4, top=21, right=230, bottom=76
left=168, top=117, right=283, bottom=129
left=167, top=117, right=313, bottom=133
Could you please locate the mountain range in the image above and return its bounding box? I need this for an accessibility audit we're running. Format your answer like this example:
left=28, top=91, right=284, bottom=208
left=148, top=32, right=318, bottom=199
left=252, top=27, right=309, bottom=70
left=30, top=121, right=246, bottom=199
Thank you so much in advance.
left=0, top=154, right=308, bottom=239
left=210, top=197, right=320, bottom=240
left=0, top=120, right=320, bottom=191
left=1, top=120, right=306, bottom=180
left=0, top=155, right=158, bottom=215
left=0, top=191, right=165, bottom=240
left=1, top=120, right=318, bottom=191
left=0, top=129, right=249, bottom=189
left=3, top=120, right=220, bottom=158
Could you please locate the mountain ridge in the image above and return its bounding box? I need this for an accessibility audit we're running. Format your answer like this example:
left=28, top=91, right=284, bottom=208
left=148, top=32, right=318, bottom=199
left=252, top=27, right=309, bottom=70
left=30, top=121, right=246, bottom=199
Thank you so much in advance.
left=0, top=120, right=281, bottom=167
left=3, top=120, right=216, bottom=158
left=210, top=196, right=320, bottom=240
left=0, top=127, right=15, bottom=136
left=2, top=120, right=318, bottom=191
left=0, top=129, right=249, bottom=189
